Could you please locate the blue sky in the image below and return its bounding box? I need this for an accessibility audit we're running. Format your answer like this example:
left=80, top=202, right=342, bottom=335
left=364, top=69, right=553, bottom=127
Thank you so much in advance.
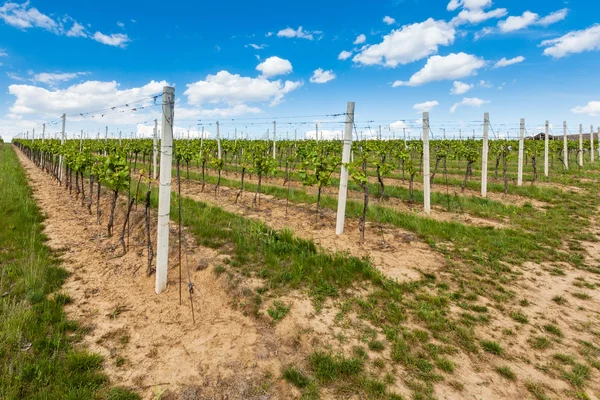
left=1, top=0, right=600, bottom=141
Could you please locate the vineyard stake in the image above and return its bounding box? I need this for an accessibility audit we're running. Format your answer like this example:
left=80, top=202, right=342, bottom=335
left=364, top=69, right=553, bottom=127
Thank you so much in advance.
left=216, top=121, right=222, bottom=160
left=563, top=121, right=569, bottom=170
left=156, top=86, right=175, bottom=295
left=518, top=118, right=524, bottom=186
left=335, top=101, right=355, bottom=235
left=273, top=121, right=277, bottom=159
left=579, top=124, right=583, bottom=167
left=423, top=112, right=431, bottom=215
left=591, top=125, right=595, bottom=163
left=544, top=121, right=549, bottom=177
left=104, top=126, right=108, bottom=156
left=153, top=119, right=158, bottom=180
left=58, top=114, right=66, bottom=184
left=481, top=113, right=489, bottom=197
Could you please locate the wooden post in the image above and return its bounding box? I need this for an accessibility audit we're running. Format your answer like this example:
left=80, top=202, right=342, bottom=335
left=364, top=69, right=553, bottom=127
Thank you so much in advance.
left=481, top=113, right=489, bottom=197
left=156, top=86, right=175, bottom=295
left=335, top=102, right=355, bottom=235
left=518, top=118, right=524, bottom=186
left=59, top=114, right=66, bottom=183
left=423, top=112, right=431, bottom=215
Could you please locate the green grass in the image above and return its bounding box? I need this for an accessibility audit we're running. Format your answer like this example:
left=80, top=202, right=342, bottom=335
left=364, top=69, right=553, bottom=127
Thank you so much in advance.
left=267, top=301, right=291, bottom=322
left=494, top=365, right=516, bottom=380
left=0, top=145, right=139, bottom=400
left=480, top=340, right=504, bottom=355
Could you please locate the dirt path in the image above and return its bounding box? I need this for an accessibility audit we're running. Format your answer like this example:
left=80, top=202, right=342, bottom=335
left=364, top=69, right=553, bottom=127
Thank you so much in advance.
left=15, top=149, right=300, bottom=400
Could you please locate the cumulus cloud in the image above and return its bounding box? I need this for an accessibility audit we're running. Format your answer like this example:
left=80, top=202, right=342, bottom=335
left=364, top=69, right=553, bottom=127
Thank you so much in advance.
left=498, top=8, right=568, bottom=33
left=393, top=53, right=485, bottom=87
left=353, top=33, right=366, bottom=45
left=310, top=68, right=336, bottom=84
left=353, top=18, right=455, bottom=67
left=390, top=120, right=407, bottom=130
left=451, top=81, right=473, bottom=94
left=572, top=101, right=600, bottom=116
left=184, top=70, right=302, bottom=108
left=541, top=24, right=600, bottom=58
left=449, top=97, right=489, bottom=113
left=0, top=49, right=7, bottom=57
left=116, top=21, right=124, bottom=28
left=413, top=101, right=439, bottom=112
left=256, top=56, right=293, bottom=78
left=276, top=26, right=319, bottom=40
left=304, top=129, right=343, bottom=140
left=338, top=50, right=353, bottom=60
left=493, top=56, right=525, bottom=68
left=447, top=0, right=492, bottom=11
left=452, top=8, right=507, bottom=25
left=247, top=43, right=267, bottom=50
left=33, top=71, right=88, bottom=85
left=383, top=16, right=396, bottom=25
left=0, top=2, right=131, bottom=47
left=93, top=32, right=130, bottom=47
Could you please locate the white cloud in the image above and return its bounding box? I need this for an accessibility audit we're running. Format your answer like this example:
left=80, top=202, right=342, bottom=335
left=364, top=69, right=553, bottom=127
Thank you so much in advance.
left=247, top=43, right=267, bottom=50
left=0, top=1, right=58, bottom=32
left=7, top=72, right=25, bottom=81
left=33, top=72, right=88, bottom=85
left=354, top=33, right=366, bottom=45
left=184, top=70, right=302, bottom=108
left=449, top=97, right=489, bottom=113
left=0, top=2, right=130, bottom=47
left=479, top=79, right=493, bottom=88
left=447, top=0, right=492, bottom=11
left=276, top=26, right=317, bottom=40
left=338, top=50, right=353, bottom=60
left=493, top=55, right=525, bottom=68
left=7, top=80, right=167, bottom=118
left=538, top=8, right=569, bottom=26
left=117, top=21, right=124, bottom=28
left=498, top=8, right=568, bottom=33
left=310, top=68, right=336, bottom=84
left=451, top=80, right=473, bottom=94
left=452, top=8, right=507, bottom=25
left=93, top=32, right=130, bottom=47
left=383, top=16, right=396, bottom=25
left=541, top=24, right=600, bottom=58
left=393, top=52, right=485, bottom=87
left=390, top=120, right=408, bottom=130
left=304, top=129, right=343, bottom=140
left=256, top=56, right=293, bottom=78
left=353, top=18, right=455, bottom=67
left=572, top=101, right=600, bottom=117
left=413, top=100, right=439, bottom=112
left=65, top=21, right=86, bottom=38
left=0, top=50, right=7, bottom=57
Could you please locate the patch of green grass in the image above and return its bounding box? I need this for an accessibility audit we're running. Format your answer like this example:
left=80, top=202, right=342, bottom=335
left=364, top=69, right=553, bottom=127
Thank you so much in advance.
left=494, top=365, right=516, bottom=380
left=308, top=351, right=363, bottom=384
left=563, top=364, right=591, bottom=388
left=0, top=145, right=139, bottom=400
left=530, top=336, right=552, bottom=350
left=572, top=292, right=591, bottom=300
left=267, top=301, right=291, bottom=322
left=368, top=340, right=385, bottom=352
left=552, top=295, right=567, bottom=305
left=435, top=357, right=455, bottom=373
left=510, top=311, right=529, bottom=324
left=525, top=381, right=551, bottom=400
left=553, top=353, right=576, bottom=365
left=480, top=340, right=504, bottom=355
left=282, top=366, right=311, bottom=388
left=543, top=324, right=563, bottom=337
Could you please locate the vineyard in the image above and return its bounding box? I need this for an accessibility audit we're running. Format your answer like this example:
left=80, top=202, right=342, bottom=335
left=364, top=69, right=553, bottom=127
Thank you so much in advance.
left=5, top=99, right=600, bottom=400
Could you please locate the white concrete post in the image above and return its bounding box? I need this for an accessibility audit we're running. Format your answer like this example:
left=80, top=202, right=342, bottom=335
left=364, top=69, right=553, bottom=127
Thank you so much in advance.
left=403, top=127, right=407, bottom=148
left=335, top=102, right=355, bottom=235
left=591, top=125, right=595, bottom=163
left=42, top=123, right=45, bottom=143
left=273, top=121, right=277, bottom=159
left=80, top=130, right=83, bottom=151
left=481, top=113, right=489, bottom=197
left=32, top=128, right=35, bottom=141
left=156, top=86, right=175, bottom=295
left=378, top=125, right=382, bottom=140
left=563, top=121, right=568, bottom=170
left=579, top=124, right=583, bottom=167
left=216, top=121, right=222, bottom=160
left=423, top=112, right=431, bottom=215
left=153, top=119, right=158, bottom=180
left=119, top=131, right=122, bottom=147
left=59, top=114, right=66, bottom=182
left=598, top=128, right=600, bottom=158
left=315, top=123, right=319, bottom=143
left=544, top=121, right=549, bottom=178
left=518, top=118, right=524, bottom=186
left=104, top=126, right=108, bottom=156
